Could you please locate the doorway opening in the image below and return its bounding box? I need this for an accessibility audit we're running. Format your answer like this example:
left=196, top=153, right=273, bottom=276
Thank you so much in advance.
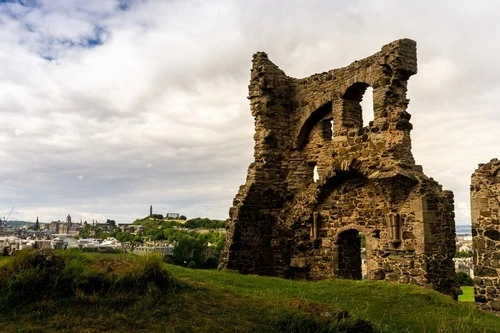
left=337, top=229, right=363, bottom=280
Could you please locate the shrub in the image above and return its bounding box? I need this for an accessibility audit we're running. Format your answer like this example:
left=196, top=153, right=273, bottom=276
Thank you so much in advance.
left=455, top=250, right=473, bottom=258
left=456, top=272, right=473, bottom=286
left=0, top=249, right=176, bottom=310
left=0, top=249, right=67, bottom=306
left=201, top=257, right=219, bottom=269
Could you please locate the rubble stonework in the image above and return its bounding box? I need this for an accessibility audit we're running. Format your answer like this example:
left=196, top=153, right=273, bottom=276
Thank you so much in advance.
left=220, top=39, right=459, bottom=298
left=471, top=158, right=500, bottom=311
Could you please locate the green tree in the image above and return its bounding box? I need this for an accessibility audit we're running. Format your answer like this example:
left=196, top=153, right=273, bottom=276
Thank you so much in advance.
left=166, top=236, right=209, bottom=268
left=456, top=272, right=473, bottom=286
left=455, top=250, right=473, bottom=258
left=184, top=218, right=226, bottom=229
left=79, top=225, right=92, bottom=239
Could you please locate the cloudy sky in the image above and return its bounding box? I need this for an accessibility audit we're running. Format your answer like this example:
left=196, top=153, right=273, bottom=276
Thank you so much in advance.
left=0, top=0, right=498, bottom=225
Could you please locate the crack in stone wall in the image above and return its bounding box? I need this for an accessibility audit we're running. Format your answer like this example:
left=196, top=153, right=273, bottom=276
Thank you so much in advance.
left=471, top=158, right=500, bottom=311
left=220, top=39, right=459, bottom=298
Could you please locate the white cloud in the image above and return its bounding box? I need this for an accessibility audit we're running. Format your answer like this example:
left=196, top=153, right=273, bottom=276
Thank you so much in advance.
left=0, top=0, right=498, bottom=226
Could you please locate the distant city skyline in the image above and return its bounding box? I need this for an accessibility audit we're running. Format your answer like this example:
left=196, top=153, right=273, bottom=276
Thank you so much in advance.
left=1, top=1, right=499, bottom=225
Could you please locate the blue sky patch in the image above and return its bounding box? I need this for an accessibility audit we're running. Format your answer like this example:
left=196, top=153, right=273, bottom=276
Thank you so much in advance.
left=0, top=0, right=39, bottom=7
left=118, top=0, right=132, bottom=11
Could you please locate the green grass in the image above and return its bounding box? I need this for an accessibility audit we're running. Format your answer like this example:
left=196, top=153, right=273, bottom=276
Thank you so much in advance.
left=459, top=286, right=475, bottom=302
left=0, top=250, right=371, bottom=332
left=167, top=265, right=500, bottom=333
left=0, top=251, right=499, bottom=333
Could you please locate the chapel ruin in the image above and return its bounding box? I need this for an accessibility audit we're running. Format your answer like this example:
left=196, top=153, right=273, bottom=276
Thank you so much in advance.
left=220, top=39, right=460, bottom=298
left=471, top=159, right=500, bottom=311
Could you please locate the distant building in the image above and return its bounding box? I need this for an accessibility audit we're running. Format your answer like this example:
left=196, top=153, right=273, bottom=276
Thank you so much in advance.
left=48, top=214, right=82, bottom=236
left=48, top=220, right=62, bottom=233
left=166, top=213, right=180, bottom=220
left=454, top=258, right=474, bottom=278
left=120, top=224, right=144, bottom=234
left=95, top=219, right=116, bottom=232
left=34, top=239, right=52, bottom=249
left=133, top=242, right=174, bottom=256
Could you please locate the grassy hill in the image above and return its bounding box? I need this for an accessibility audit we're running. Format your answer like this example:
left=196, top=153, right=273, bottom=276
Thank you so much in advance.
left=3, top=220, right=35, bottom=228
left=0, top=250, right=498, bottom=333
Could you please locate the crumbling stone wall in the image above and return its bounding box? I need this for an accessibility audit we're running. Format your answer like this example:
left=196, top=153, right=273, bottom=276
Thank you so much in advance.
left=220, top=39, right=459, bottom=298
left=471, top=158, right=500, bottom=311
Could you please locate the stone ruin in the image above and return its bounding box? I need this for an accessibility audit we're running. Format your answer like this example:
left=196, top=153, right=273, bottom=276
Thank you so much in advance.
left=220, top=39, right=460, bottom=298
left=471, top=159, right=500, bottom=311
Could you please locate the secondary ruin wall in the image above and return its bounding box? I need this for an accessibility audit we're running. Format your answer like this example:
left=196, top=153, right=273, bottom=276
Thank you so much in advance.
left=220, top=39, right=459, bottom=298
left=472, top=158, right=500, bottom=311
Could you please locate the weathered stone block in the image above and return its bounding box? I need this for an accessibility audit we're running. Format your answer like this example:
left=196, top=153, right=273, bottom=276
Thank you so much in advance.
left=475, top=294, right=487, bottom=303
left=475, top=266, right=498, bottom=277
left=491, top=300, right=500, bottom=311
left=472, top=158, right=500, bottom=312
left=290, top=257, right=308, bottom=268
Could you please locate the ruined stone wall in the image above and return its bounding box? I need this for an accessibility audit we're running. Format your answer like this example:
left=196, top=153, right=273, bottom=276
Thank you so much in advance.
left=471, top=158, right=500, bottom=311
left=220, top=39, right=459, bottom=298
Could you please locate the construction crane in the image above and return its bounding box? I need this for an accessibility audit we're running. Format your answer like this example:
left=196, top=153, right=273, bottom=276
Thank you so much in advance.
left=1, top=206, right=14, bottom=228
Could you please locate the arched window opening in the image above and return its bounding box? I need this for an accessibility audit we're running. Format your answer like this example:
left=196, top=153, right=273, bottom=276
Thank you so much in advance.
left=313, top=165, right=319, bottom=182
left=296, top=101, right=333, bottom=149
left=342, top=82, right=373, bottom=130
left=360, top=86, right=374, bottom=127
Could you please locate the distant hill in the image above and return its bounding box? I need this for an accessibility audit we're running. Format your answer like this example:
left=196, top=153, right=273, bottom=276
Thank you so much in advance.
left=456, top=225, right=472, bottom=234
left=4, top=220, right=35, bottom=228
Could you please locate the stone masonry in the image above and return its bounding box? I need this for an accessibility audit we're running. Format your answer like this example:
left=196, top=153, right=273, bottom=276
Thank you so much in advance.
left=220, top=39, right=460, bottom=298
left=471, top=158, right=500, bottom=311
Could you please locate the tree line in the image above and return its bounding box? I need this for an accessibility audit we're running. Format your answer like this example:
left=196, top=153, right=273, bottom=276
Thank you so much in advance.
left=78, top=216, right=227, bottom=269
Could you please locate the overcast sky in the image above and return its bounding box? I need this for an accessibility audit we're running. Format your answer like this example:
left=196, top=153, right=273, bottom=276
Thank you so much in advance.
left=0, top=0, right=498, bottom=225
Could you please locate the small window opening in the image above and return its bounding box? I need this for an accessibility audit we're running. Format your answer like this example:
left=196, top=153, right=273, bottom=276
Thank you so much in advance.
left=330, top=119, right=334, bottom=139
left=313, top=165, right=319, bottom=182
left=360, top=86, right=374, bottom=127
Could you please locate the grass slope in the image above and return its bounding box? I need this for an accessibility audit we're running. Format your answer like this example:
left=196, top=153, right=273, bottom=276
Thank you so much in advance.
left=0, top=251, right=370, bottom=333
left=0, top=251, right=499, bottom=333
left=460, top=286, right=475, bottom=302
left=167, top=266, right=500, bottom=333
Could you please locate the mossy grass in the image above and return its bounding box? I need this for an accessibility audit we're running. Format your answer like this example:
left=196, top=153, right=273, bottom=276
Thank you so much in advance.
left=0, top=249, right=175, bottom=310
left=459, top=286, right=475, bottom=302
left=168, top=265, right=500, bottom=333
left=1, top=251, right=499, bottom=332
left=0, top=250, right=372, bottom=332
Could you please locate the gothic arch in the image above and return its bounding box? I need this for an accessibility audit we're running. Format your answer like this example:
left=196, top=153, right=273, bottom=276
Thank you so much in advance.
left=295, top=100, right=333, bottom=149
